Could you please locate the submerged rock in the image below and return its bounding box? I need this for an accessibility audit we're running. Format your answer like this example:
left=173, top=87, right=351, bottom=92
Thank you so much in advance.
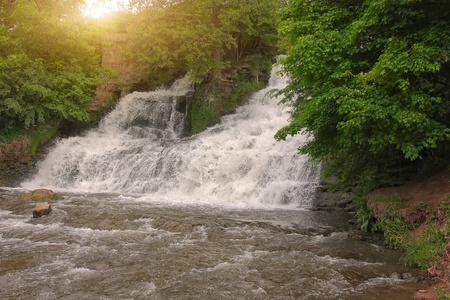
left=348, top=232, right=365, bottom=241
left=32, top=204, right=52, bottom=218
left=20, top=189, right=62, bottom=202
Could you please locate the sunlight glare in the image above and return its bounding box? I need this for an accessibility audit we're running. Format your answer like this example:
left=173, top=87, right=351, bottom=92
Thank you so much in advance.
left=83, top=0, right=127, bottom=19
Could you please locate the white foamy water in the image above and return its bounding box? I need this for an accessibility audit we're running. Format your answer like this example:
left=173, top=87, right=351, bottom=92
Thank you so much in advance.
left=23, top=63, right=318, bottom=209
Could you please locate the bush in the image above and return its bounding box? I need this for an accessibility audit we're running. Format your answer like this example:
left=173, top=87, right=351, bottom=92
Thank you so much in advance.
left=403, top=223, right=448, bottom=268
left=354, top=196, right=377, bottom=232
left=189, top=89, right=216, bottom=134
left=371, top=212, right=448, bottom=268
left=374, top=213, right=410, bottom=249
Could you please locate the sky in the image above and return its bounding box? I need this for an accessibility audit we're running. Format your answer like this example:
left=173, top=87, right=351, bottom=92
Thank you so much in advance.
left=82, top=0, right=129, bottom=18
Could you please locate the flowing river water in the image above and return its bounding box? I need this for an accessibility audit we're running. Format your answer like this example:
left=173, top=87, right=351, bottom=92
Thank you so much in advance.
left=0, top=63, right=426, bottom=299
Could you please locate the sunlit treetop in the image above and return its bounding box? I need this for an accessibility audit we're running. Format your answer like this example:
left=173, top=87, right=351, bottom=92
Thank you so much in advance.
left=82, top=0, right=128, bottom=19
left=0, top=0, right=117, bottom=132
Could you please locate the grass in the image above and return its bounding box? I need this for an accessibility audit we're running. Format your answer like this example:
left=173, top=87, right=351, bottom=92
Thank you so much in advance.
left=355, top=195, right=449, bottom=269
left=374, top=213, right=411, bottom=249
left=402, top=223, right=448, bottom=268
left=354, top=196, right=377, bottom=232
left=369, top=193, right=406, bottom=212
left=0, top=123, right=59, bottom=160
left=435, top=281, right=450, bottom=300
left=370, top=213, right=448, bottom=267
left=30, top=125, right=58, bottom=156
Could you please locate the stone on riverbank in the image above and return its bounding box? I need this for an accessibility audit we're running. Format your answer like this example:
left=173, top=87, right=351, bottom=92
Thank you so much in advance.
left=20, top=189, right=62, bottom=202
left=32, top=204, right=52, bottom=218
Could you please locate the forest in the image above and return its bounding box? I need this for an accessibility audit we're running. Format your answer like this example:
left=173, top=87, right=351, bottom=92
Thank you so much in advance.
left=0, top=0, right=448, bottom=189
left=1, top=0, right=448, bottom=191
left=0, top=0, right=284, bottom=141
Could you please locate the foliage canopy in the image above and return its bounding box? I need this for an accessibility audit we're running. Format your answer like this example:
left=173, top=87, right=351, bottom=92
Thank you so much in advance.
left=0, top=0, right=114, bottom=139
left=125, top=0, right=285, bottom=85
left=276, top=0, right=450, bottom=189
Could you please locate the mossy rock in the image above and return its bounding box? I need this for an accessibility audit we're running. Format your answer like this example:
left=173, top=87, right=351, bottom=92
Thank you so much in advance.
left=20, top=189, right=62, bottom=202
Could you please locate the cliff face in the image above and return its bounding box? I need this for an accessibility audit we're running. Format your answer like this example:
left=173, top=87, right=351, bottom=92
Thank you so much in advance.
left=0, top=137, right=31, bottom=186
left=88, top=33, right=136, bottom=112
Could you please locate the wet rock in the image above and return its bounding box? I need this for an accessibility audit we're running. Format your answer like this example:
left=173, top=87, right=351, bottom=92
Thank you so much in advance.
left=318, top=175, right=338, bottom=189
left=341, top=251, right=363, bottom=260
left=20, top=189, right=62, bottom=202
left=390, top=272, right=401, bottom=280
left=348, top=232, right=366, bottom=241
left=32, top=204, right=52, bottom=218
left=313, top=190, right=355, bottom=212
left=402, top=273, right=413, bottom=280
left=339, top=268, right=372, bottom=286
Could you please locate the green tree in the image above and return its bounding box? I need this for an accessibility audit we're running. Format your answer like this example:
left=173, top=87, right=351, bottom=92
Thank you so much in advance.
left=276, top=0, right=450, bottom=190
left=125, top=0, right=284, bottom=85
left=0, top=0, right=14, bottom=28
left=0, top=0, right=114, bottom=137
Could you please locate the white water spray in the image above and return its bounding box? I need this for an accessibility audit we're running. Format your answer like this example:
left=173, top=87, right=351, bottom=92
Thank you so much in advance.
left=23, top=63, right=319, bottom=209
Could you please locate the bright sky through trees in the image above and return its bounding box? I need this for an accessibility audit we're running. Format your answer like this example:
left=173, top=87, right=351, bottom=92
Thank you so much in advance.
left=82, top=0, right=128, bottom=18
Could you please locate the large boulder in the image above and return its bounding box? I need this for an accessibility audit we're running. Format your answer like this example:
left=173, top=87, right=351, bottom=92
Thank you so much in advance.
left=313, top=189, right=355, bottom=211
left=20, top=189, right=62, bottom=202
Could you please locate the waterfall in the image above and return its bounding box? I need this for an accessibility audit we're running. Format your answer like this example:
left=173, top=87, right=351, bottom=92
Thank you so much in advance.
left=23, top=62, right=320, bottom=209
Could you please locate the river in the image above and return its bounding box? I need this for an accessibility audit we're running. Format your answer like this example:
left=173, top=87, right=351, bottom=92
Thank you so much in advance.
left=0, top=62, right=426, bottom=299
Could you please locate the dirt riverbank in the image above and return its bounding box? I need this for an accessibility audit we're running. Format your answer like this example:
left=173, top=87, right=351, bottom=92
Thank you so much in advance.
left=367, top=168, right=450, bottom=299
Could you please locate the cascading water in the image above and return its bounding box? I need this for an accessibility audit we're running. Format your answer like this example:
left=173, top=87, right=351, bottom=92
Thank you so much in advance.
left=0, top=60, right=427, bottom=300
left=23, top=63, right=319, bottom=209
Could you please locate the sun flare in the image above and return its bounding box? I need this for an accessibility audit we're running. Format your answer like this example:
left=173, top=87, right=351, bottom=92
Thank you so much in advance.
left=82, top=0, right=127, bottom=19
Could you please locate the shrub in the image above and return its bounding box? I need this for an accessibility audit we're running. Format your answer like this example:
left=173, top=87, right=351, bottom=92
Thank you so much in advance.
left=403, top=223, right=448, bottom=268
